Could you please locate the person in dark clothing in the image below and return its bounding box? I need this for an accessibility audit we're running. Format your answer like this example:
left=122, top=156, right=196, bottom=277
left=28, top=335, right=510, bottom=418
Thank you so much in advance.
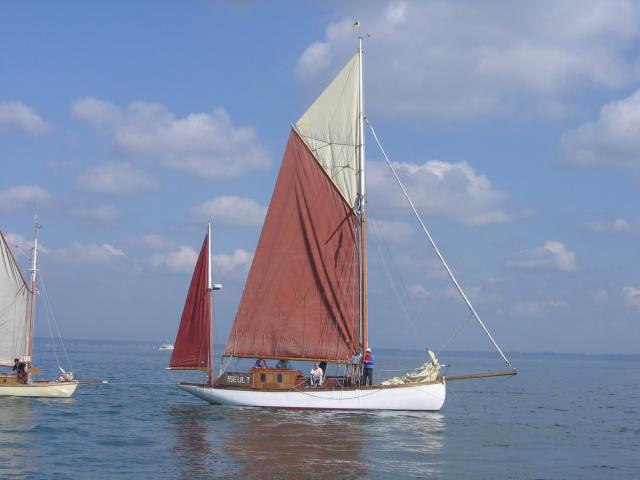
left=254, top=358, right=269, bottom=368
left=12, top=358, right=28, bottom=384
left=275, top=359, right=290, bottom=369
left=362, top=348, right=374, bottom=386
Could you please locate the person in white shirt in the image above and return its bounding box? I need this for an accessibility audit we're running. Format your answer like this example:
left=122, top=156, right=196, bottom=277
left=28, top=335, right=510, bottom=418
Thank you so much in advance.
left=309, top=362, right=323, bottom=387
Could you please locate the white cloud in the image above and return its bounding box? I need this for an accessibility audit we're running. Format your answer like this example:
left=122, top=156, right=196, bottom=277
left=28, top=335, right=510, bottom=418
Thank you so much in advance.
left=297, top=1, right=640, bottom=118
left=6, top=234, right=126, bottom=265
left=623, top=286, right=640, bottom=310
left=0, top=185, right=53, bottom=213
left=213, top=249, right=253, bottom=275
left=562, top=89, right=640, bottom=170
left=508, top=240, right=577, bottom=271
left=512, top=299, right=568, bottom=318
left=296, top=41, right=332, bottom=78
left=368, top=160, right=513, bottom=225
left=408, top=284, right=431, bottom=299
left=586, top=218, right=632, bottom=233
left=132, top=233, right=175, bottom=251
left=58, top=243, right=126, bottom=264
left=77, top=163, right=157, bottom=195
left=370, top=219, right=414, bottom=243
left=190, top=196, right=267, bottom=227
left=388, top=253, right=447, bottom=279
left=3, top=233, right=31, bottom=250
left=0, top=101, right=51, bottom=134
left=3, top=232, right=50, bottom=257
left=150, top=246, right=198, bottom=273
left=69, top=205, right=119, bottom=225
left=150, top=245, right=252, bottom=275
left=444, top=285, right=503, bottom=305
left=72, top=98, right=270, bottom=179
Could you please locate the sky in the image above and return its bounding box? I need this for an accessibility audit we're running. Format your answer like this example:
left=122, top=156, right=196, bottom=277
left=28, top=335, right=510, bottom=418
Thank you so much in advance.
left=1, top=1, right=640, bottom=356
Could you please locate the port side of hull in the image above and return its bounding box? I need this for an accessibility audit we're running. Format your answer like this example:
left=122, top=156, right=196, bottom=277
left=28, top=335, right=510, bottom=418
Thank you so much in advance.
left=0, top=381, right=78, bottom=398
left=178, top=382, right=446, bottom=412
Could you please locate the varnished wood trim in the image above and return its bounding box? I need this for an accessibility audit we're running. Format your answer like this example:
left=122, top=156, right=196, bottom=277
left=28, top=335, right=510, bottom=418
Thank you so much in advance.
left=444, top=370, right=517, bottom=381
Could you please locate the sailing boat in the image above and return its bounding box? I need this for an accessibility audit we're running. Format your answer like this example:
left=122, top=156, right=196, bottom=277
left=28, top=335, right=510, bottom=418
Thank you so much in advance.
left=0, top=220, right=78, bottom=398
left=170, top=33, right=515, bottom=411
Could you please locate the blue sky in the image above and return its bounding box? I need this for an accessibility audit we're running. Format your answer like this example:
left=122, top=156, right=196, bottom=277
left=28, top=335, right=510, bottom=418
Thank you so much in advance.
left=2, top=1, right=640, bottom=355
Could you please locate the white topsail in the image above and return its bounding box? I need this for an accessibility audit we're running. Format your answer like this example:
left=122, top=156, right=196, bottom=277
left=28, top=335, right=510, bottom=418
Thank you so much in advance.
left=0, top=232, right=30, bottom=366
left=295, top=53, right=361, bottom=209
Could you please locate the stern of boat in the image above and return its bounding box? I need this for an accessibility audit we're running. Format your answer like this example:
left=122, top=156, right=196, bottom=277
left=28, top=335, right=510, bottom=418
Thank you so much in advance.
left=0, top=381, right=78, bottom=398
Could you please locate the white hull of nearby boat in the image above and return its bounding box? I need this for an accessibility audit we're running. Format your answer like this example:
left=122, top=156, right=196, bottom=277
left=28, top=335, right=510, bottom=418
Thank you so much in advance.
left=179, top=381, right=446, bottom=411
left=0, top=381, right=78, bottom=398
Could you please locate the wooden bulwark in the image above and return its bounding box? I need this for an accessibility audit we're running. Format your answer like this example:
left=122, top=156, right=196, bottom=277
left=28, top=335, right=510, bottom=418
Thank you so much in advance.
left=166, top=367, right=211, bottom=371
left=0, top=375, right=19, bottom=385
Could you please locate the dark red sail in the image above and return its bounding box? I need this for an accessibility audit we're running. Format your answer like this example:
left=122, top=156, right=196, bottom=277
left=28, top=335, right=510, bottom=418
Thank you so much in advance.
left=170, top=234, right=211, bottom=369
left=224, top=130, right=360, bottom=363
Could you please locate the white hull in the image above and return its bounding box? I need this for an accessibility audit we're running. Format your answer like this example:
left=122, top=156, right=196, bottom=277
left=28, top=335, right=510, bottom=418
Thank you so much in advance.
left=179, top=381, right=446, bottom=411
left=0, top=381, right=78, bottom=398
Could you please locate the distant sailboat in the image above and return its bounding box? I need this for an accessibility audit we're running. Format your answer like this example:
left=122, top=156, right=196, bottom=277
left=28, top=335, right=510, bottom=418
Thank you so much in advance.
left=0, top=219, right=78, bottom=398
left=158, top=343, right=175, bottom=351
left=169, top=32, right=515, bottom=411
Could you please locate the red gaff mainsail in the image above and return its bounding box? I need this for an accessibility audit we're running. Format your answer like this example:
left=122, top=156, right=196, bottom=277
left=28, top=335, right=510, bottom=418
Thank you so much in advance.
left=170, top=234, right=211, bottom=369
left=224, top=130, right=360, bottom=363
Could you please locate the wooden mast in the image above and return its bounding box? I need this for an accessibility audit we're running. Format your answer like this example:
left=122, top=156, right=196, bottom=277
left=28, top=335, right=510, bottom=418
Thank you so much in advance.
left=358, top=30, right=368, bottom=352
left=27, top=216, right=40, bottom=364
left=207, top=221, right=223, bottom=384
left=207, top=221, right=213, bottom=385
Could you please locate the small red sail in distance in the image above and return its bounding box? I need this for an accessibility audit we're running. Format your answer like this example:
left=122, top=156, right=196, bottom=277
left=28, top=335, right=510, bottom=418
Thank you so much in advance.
left=170, top=234, right=211, bottom=369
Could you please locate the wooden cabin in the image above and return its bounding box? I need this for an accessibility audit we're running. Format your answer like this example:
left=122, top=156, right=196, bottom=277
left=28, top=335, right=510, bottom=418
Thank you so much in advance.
left=216, top=368, right=304, bottom=390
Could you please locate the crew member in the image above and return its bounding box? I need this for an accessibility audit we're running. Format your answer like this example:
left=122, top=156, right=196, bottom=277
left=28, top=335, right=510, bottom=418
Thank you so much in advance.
left=362, top=347, right=374, bottom=386
left=12, top=358, right=28, bottom=384
left=348, top=351, right=362, bottom=386
left=310, top=362, right=323, bottom=387
left=255, top=358, right=269, bottom=368
left=276, top=359, right=290, bottom=369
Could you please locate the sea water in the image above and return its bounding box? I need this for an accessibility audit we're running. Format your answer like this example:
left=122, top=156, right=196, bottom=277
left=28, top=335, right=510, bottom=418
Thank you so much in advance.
left=0, top=340, right=637, bottom=479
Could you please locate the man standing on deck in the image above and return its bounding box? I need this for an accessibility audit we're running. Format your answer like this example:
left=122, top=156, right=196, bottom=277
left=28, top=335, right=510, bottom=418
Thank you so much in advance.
left=362, top=348, right=374, bottom=386
left=12, top=358, right=28, bottom=384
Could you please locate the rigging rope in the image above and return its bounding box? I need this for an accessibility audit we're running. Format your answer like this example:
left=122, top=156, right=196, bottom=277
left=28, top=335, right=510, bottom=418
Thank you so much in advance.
left=367, top=214, right=426, bottom=345
left=436, top=311, right=474, bottom=357
left=366, top=118, right=515, bottom=371
left=38, top=270, right=73, bottom=371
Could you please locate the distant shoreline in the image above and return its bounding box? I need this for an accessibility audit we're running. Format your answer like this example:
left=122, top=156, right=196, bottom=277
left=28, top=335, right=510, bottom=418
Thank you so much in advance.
left=32, top=337, right=640, bottom=358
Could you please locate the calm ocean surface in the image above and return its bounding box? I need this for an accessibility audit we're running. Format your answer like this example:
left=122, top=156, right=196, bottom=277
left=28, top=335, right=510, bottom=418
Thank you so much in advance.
left=0, top=340, right=637, bottom=479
